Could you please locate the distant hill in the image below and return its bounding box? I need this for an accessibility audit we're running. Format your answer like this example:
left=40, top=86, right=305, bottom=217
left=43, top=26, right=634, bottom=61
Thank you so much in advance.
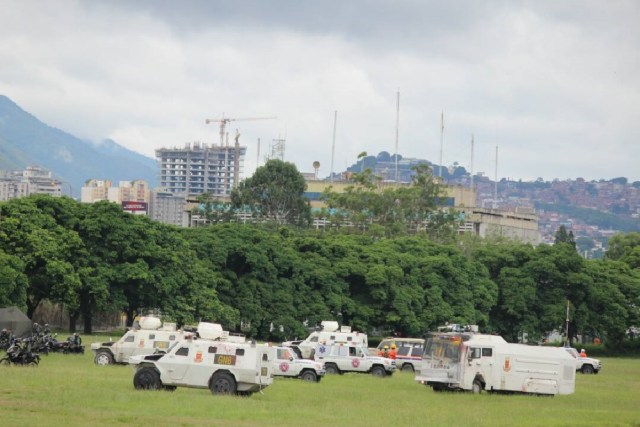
left=0, top=95, right=157, bottom=197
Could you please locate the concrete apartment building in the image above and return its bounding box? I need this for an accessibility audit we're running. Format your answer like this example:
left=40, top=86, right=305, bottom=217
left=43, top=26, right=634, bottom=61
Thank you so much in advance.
left=156, top=141, right=247, bottom=197
left=81, top=179, right=151, bottom=215
left=149, top=188, right=186, bottom=227
left=0, top=166, right=62, bottom=201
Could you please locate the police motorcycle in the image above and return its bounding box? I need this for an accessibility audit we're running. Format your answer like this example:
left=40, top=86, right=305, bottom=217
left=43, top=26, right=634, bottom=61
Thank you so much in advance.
left=62, top=333, right=85, bottom=354
left=0, top=337, right=41, bottom=366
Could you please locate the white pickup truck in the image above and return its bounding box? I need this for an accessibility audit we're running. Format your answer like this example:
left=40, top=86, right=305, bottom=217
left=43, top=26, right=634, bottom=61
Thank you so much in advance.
left=564, top=347, right=602, bottom=374
left=314, top=343, right=396, bottom=377
left=273, top=346, right=325, bottom=382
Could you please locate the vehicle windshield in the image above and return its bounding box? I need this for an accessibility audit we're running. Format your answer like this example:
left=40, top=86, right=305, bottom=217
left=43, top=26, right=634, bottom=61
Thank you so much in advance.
left=423, top=335, right=463, bottom=362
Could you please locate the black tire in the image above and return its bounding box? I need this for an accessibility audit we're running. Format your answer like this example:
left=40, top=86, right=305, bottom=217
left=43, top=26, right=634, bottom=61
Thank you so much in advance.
left=209, top=372, right=237, bottom=395
left=472, top=379, right=483, bottom=394
left=94, top=350, right=114, bottom=366
left=324, top=364, right=340, bottom=375
left=371, top=366, right=387, bottom=377
left=581, top=364, right=595, bottom=375
left=163, top=385, right=177, bottom=392
left=133, top=367, right=162, bottom=390
left=401, top=363, right=415, bottom=373
left=300, top=370, right=318, bottom=382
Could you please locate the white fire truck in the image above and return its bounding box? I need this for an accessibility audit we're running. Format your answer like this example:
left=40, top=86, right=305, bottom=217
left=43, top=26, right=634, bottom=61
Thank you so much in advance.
left=129, top=326, right=273, bottom=395
left=282, top=320, right=368, bottom=359
left=415, top=331, right=575, bottom=395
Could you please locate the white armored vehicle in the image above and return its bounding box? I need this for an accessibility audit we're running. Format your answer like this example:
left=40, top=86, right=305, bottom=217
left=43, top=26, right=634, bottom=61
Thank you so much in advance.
left=273, top=346, right=325, bottom=382
left=91, top=316, right=185, bottom=365
left=282, top=320, right=368, bottom=359
left=129, top=326, right=273, bottom=395
left=415, top=331, right=575, bottom=395
left=315, top=343, right=396, bottom=377
left=564, top=347, right=602, bottom=374
left=91, top=316, right=245, bottom=365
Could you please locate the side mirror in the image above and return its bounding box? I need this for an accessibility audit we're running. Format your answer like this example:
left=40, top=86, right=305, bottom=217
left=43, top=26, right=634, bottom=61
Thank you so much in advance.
left=289, top=357, right=294, bottom=361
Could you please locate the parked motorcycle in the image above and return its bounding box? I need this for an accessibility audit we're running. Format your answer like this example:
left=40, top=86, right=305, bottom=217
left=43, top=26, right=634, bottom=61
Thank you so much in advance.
left=0, top=338, right=40, bottom=366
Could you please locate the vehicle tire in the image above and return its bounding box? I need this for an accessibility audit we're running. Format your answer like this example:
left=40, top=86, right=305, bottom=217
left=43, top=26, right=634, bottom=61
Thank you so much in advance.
left=581, top=364, right=595, bottom=375
left=324, top=364, right=340, bottom=375
left=401, top=363, right=414, bottom=373
left=94, top=350, right=114, bottom=366
left=300, top=370, right=318, bottom=382
left=370, top=366, right=386, bottom=377
left=209, top=372, right=237, bottom=395
left=472, top=379, right=483, bottom=394
left=133, top=367, right=162, bottom=390
left=163, top=385, right=177, bottom=392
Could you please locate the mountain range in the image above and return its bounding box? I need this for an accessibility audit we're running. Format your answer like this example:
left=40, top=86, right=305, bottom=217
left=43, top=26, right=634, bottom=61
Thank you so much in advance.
left=0, top=95, right=157, bottom=197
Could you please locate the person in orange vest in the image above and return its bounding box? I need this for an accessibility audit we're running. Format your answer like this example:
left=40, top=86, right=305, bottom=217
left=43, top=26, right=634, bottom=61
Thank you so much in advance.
left=378, top=345, right=389, bottom=358
left=389, top=344, right=397, bottom=360
left=580, top=348, right=587, bottom=357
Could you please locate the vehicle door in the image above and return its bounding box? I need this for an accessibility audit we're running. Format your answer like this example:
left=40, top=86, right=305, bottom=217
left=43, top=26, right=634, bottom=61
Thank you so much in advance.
left=117, top=333, right=137, bottom=362
left=467, top=346, right=495, bottom=388
left=162, top=344, right=192, bottom=382
left=346, top=346, right=367, bottom=371
left=275, top=347, right=295, bottom=376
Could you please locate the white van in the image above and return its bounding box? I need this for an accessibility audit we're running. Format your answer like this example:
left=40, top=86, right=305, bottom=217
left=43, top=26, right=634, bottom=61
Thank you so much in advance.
left=282, top=321, right=368, bottom=359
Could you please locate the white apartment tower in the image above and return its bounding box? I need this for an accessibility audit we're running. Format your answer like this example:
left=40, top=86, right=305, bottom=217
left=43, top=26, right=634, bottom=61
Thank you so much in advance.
left=156, top=141, right=247, bottom=196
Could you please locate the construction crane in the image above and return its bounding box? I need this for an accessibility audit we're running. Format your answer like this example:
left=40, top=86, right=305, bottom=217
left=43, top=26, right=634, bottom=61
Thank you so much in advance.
left=205, top=115, right=276, bottom=146
left=205, top=115, right=276, bottom=191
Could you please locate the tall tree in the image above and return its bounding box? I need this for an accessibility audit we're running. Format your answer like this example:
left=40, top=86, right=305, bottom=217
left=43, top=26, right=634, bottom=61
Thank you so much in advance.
left=231, top=159, right=311, bottom=226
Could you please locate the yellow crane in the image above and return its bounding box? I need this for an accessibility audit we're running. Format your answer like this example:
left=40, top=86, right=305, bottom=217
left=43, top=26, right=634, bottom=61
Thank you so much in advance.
left=205, top=115, right=276, bottom=191
left=205, top=115, right=276, bottom=146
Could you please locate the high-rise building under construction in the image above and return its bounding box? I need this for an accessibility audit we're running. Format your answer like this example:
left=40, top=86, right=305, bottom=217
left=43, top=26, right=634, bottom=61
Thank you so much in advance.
left=156, top=141, right=246, bottom=196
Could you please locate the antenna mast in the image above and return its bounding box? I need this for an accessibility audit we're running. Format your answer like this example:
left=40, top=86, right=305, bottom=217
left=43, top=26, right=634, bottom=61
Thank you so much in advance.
left=493, top=145, right=499, bottom=209
left=331, top=110, right=337, bottom=182
left=439, top=111, right=444, bottom=178
left=470, top=134, right=475, bottom=190
left=395, top=90, right=400, bottom=182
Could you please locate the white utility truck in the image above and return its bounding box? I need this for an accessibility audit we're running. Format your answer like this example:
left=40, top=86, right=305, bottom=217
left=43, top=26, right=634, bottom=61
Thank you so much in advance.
left=315, top=343, right=396, bottom=377
left=91, top=316, right=245, bottom=365
left=129, top=326, right=273, bottom=396
left=282, top=320, right=368, bottom=359
left=273, top=346, right=325, bottom=382
left=564, top=347, right=602, bottom=374
left=415, top=331, right=575, bottom=395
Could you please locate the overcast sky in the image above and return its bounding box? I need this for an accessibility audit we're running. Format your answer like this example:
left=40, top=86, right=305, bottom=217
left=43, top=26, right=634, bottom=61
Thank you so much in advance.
left=1, top=0, right=639, bottom=182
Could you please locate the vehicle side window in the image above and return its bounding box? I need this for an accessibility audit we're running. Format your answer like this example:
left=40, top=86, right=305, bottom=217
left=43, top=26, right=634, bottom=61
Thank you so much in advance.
left=482, top=348, right=493, bottom=357
left=310, top=336, right=318, bottom=343
left=411, top=347, right=423, bottom=357
left=175, top=347, right=189, bottom=356
left=469, top=347, right=481, bottom=359
left=262, top=353, right=269, bottom=361
left=349, top=347, right=357, bottom=356
left=124, top=335, right=135, bottom=343
left=169, top=335, right=176, bottom=341
left=208, top=346, right=217, bottom=354
left=236, top=348, right=245, bottom=356
left=398, top=347, right=411, bottom=356
left=149, top=334, right=155, bottom=339
left=347, top=337, right=352, bottom=341
left=330, top=335, right=335, bottom=340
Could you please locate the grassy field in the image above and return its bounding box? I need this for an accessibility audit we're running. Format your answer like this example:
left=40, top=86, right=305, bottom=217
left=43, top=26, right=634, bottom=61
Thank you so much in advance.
left=1, top=336, right=639, bottom=427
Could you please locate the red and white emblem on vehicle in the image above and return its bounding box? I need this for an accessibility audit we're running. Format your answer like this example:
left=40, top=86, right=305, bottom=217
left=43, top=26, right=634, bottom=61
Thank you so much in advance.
left=279, top=362, right=289, bottom=372
left=503, top=356, right=511, bottom=372
left=352, top=358, right=360, bottom=368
